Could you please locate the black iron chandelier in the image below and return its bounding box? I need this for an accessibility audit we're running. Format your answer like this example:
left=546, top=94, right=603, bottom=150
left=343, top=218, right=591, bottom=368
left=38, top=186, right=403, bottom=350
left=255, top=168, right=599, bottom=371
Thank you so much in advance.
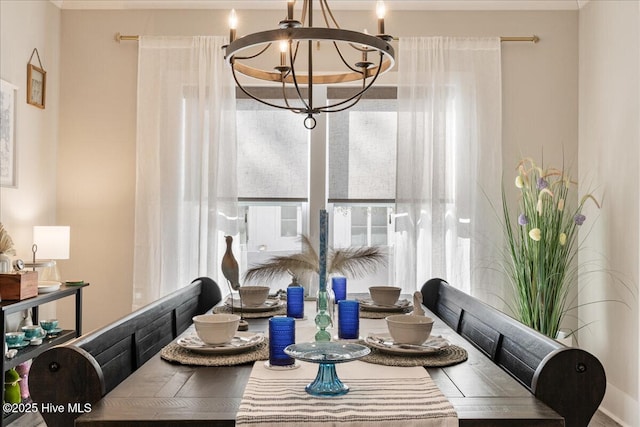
left=223, top=0, right=395, bottom=129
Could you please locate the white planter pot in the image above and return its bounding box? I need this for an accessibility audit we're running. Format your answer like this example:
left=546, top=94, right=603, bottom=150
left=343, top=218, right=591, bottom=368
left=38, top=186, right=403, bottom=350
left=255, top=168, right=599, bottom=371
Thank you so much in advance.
left=556, top=330, right=573, bottom=347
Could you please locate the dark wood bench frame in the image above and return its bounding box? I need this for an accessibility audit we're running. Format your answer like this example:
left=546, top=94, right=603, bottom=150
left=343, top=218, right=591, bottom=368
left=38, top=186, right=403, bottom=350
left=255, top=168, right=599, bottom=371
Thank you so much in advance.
left=421, top=278, right=606, bottom=427
left=30, top=277, right=221, bottom=427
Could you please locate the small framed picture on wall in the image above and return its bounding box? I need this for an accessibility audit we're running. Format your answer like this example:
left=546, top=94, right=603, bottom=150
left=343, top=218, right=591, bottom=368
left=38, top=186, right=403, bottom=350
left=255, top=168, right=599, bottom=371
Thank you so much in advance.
left=27, top=63, right=46, bottom=109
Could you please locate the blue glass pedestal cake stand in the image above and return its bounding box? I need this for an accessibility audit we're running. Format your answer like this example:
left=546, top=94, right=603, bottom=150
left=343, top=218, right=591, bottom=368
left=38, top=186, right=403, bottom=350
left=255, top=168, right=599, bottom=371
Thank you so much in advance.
left=284, top=342, right=370, bottom=397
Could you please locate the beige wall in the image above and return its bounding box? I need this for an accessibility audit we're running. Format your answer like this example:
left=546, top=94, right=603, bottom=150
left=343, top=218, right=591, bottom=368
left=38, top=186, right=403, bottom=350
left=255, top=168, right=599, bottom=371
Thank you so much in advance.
left=0, top=0, right=61, bottom=325
left=578, top=1, right=640, bottom=425
left=0, top=0, right=60, bottom=255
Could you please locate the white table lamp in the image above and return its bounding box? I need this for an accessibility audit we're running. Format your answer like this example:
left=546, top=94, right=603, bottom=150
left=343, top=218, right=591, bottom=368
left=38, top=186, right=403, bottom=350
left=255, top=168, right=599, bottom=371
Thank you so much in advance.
left=32, top=226, right=70, bottom=282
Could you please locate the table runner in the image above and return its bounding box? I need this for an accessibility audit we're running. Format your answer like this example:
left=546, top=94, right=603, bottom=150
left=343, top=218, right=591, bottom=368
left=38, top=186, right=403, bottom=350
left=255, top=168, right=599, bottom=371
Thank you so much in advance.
left=236, top=360, right=458, bottom=427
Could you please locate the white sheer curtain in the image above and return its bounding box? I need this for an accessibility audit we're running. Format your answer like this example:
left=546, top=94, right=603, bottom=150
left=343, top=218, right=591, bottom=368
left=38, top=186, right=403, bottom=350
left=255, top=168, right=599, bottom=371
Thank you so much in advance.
left=133, top=36, right=237, bottom=309
left=395, top=37, right=503, bottom=305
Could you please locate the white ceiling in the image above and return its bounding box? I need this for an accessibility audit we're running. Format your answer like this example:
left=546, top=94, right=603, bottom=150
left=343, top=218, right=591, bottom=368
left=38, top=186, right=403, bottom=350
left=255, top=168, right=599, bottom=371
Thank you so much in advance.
left=50, top=0, right=584, bottom=11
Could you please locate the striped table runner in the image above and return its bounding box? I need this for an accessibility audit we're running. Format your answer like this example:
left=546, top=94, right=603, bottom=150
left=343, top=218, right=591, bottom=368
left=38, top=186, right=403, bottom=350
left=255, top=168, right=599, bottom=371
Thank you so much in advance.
left=236, top=360, right=458, bottom=427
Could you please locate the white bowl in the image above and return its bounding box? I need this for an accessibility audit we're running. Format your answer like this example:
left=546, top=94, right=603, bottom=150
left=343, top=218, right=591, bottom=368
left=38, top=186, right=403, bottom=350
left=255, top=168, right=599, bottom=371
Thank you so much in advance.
left=369, top=286, right=401, bottom=306
left=386, top=314, right=434, bottom=345
left=239, top=286, right=270, bottom=307
left=193, top=314, right=240, bottom=345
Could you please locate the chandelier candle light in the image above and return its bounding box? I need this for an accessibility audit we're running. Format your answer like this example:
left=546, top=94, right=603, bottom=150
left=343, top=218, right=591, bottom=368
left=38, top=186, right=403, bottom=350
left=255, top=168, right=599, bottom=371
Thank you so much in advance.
left=223, top=0, right=395, bottom=129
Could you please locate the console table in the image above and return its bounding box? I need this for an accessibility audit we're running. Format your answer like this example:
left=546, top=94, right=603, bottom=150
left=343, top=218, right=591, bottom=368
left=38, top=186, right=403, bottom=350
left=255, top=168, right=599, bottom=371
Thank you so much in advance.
left=1, top=283, right=88, bottom=426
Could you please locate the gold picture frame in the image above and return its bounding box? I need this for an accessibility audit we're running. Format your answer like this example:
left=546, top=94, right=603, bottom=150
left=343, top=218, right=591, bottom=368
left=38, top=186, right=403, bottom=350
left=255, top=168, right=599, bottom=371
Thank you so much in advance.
left=27, top=63, right=46, bottom=109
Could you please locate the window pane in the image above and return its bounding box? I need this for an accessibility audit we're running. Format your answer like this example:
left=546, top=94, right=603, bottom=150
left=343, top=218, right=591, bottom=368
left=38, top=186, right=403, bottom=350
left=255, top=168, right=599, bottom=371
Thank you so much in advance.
left=236, top=99, right=308, bottom=199
left=351, top=207, right=367, bottom=226
left=328, top=97, right=397, bottom=201
left=281, top=206, right=298, bottom=237
left=371, top=207, right=387, bottom=226
left=351, top=228, right=367, bottom=246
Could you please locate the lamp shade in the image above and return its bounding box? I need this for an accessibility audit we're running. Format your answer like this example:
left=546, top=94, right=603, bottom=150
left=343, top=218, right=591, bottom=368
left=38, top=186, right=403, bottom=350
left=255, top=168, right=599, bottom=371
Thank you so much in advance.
left=33, top=226, right=70, bottom=260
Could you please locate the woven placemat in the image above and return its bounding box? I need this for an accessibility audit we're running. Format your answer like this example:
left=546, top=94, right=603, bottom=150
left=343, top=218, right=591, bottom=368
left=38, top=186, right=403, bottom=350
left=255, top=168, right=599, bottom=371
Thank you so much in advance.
left=213, top=305, right=286, bottom=318
left=361, top=344, right=467, bottom=367
left=161, top=339, right=269, bottom=366
left=360, top=306, right=413, bottom=319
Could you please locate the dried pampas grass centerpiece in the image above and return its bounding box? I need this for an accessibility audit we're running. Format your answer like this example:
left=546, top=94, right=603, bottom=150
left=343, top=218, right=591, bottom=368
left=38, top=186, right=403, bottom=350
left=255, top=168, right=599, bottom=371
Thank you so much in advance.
left=243, top=235, right=386, bottom=287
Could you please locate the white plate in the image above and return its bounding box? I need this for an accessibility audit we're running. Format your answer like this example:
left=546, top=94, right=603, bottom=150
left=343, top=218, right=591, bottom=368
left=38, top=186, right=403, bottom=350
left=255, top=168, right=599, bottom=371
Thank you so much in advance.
left=38, top=281, right=61, bottom=293
left=365, top=334, right=450, bottom=355
left=177, top=331, right=264, bottom=355
left=225, top=298, right=284, bottom=313
left=357, top=298, right=411, bottom=312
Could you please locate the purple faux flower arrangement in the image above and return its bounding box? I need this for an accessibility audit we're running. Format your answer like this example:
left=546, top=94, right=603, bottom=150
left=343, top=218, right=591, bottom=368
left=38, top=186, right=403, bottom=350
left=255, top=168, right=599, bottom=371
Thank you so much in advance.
left=502, top=158, right=600, bottom=338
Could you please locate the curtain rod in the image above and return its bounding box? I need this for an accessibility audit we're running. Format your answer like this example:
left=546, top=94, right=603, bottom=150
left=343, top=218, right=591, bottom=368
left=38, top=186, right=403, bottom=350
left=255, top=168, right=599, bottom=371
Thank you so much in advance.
left=114, top=32, right=540, bottom=43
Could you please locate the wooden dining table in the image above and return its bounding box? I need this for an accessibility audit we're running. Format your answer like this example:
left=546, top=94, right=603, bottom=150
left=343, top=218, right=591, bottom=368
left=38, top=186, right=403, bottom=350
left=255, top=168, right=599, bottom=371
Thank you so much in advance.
left=75, top=297, right=564, bottom=427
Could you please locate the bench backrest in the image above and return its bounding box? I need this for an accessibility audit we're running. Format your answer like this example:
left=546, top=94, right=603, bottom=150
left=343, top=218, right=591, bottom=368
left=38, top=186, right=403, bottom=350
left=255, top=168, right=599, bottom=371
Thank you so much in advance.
left=30, top=277, right=221, bottom=427
left=73, top=276, right=220, bottom=393
left=421, top=278, right=606, bottom=427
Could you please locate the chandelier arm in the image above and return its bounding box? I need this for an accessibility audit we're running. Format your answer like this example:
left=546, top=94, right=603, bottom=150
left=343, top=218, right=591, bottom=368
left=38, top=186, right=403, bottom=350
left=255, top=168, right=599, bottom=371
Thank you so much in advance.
left=280, top=80, right=305, bottom=114
left=233, top=43, right=272, bottom=61
left=321, top=0, right=341, bottom=29
left=322, top=95, right=364, bottom=113
left=231, top=64, right=301, bottom=113
left=301, top=0, right=308, bottom=26
left=316, top=53, right=384, bottom=112
left=331, top=40, right=366, bottom=74
left=321, top=67, right=368, bottom=113
left=281, top=81, right=293, bottom=109
left=292, top=40, right=300, bottom=67
left=288, top=46, right=312, bottom=113
left=319, top=0, right=328, bottom=27
left=322, top=76, right=367, bottom=113
left=318, top=0, right=334, bottom=29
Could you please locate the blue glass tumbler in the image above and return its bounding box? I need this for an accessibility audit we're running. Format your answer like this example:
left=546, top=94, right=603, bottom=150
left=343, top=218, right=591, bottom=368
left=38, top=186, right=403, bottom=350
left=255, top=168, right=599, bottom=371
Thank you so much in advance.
left=338, top=300, right=359, bottom=340
left=269, top=317, right=296, bottom=366
left=287, top=286, right=305, bottom=319
left=332, top=276, right=347, bottom=302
